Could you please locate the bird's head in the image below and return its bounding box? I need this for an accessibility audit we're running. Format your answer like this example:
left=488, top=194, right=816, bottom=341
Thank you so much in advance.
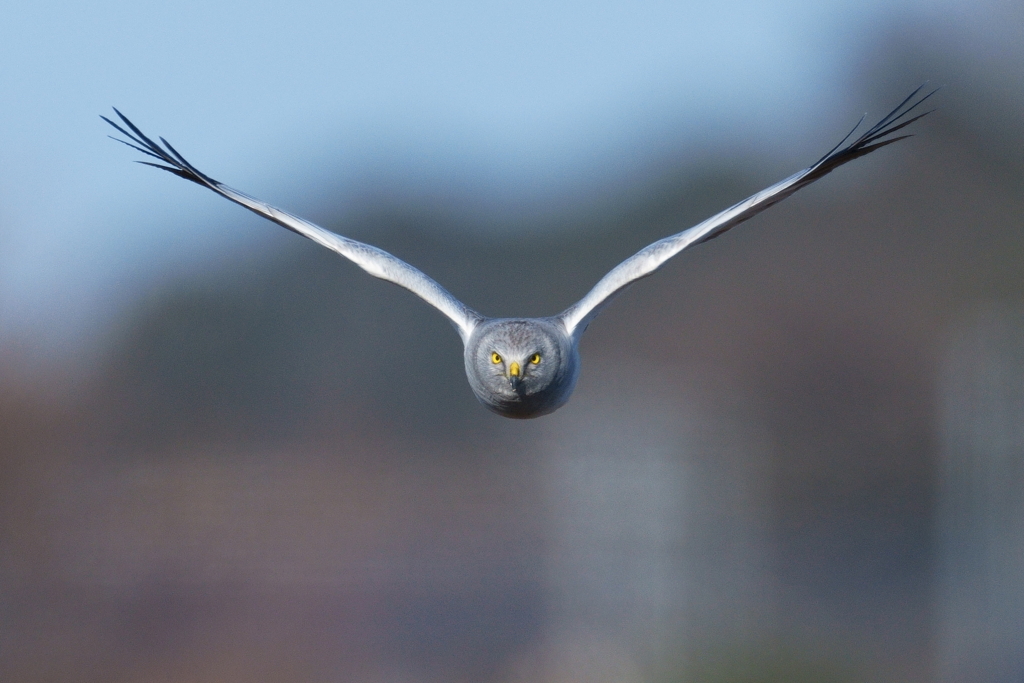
left=464, top=318, right=579, bottom=418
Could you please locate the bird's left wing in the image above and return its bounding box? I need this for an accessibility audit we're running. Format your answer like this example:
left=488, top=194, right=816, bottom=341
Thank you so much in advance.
left=558, top=86, right=937, bottom=340
left=104, top=110, right=484, bottom=343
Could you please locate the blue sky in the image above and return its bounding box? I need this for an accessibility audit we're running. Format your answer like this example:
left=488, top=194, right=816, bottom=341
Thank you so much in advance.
left=0, top=0, right=990, bottom=358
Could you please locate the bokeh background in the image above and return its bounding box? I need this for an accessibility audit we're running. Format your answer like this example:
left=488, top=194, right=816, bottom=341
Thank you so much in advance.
left=3, top=1, right=1024, bottom=681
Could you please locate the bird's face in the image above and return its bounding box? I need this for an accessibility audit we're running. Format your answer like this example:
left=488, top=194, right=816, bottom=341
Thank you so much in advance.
left=464, top=318, right=579, bottom=418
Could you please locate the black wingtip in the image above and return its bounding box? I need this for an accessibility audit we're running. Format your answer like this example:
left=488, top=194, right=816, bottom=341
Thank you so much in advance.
left=136, top=160, right=202, bottom=183
left=811, top=84, right=937, bottom=173
left=104, top=108, right=220, bottom=186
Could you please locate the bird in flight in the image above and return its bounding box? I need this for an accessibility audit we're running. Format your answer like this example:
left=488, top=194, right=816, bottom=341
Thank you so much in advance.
left=105, top=86, right=934, bottom=418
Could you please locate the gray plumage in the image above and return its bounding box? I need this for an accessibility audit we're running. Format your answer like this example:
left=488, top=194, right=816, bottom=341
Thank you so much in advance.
left=104, top=86, right=935, bottom=418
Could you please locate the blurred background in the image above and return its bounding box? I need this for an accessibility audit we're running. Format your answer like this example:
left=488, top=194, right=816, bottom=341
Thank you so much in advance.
left=2, top=1, right=1024, bottom=681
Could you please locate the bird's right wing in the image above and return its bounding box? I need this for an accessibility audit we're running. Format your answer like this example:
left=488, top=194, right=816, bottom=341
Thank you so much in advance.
left=104, top=110, right=484, bottom=343
left=558, top=86, right=937, bottom=340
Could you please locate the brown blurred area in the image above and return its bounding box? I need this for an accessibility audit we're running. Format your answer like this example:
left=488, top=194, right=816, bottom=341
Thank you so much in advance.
left=3, top=28, right=1024, bottom=683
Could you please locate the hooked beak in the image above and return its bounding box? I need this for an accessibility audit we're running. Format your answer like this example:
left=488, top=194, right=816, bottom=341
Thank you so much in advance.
left=508, top=361, right=521, bottom=391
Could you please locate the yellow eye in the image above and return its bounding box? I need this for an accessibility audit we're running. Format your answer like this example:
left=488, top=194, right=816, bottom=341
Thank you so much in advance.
left=491, top=352, right=502, bottom=364
left=529, top=353, right=541, bottom=365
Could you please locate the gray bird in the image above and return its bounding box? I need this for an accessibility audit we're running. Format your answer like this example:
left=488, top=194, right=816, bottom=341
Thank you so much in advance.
left=105, top=87, right=934, bottom=418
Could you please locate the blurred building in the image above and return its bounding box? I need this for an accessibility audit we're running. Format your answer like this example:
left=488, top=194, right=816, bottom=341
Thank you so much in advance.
left=535, top=365, right=771, bottom=677
left=936, top=306, right=1024, bottom=683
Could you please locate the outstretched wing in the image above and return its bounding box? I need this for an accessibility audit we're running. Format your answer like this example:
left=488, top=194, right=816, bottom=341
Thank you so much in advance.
left=104, top=110, right=484, bottom=343
left=558, top=85, right=938, bottom=340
